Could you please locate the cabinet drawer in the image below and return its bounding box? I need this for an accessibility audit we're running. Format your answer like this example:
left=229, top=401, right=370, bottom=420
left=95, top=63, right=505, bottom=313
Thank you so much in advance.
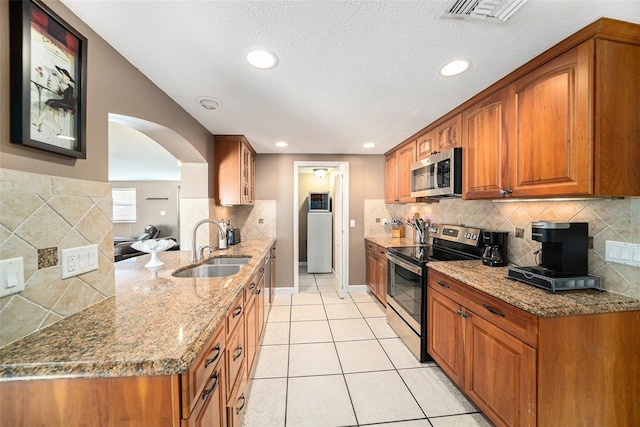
left=226, top=294, right=244, bottom=339
left=181, top=322, right=225, bottom=417
left=225, top=319, right=245, bottom=395
left=428, top=269, right=538, bottom=347
left=184, top=363, right=225, bottom=427
left=227, top=363, right=248, bottom=427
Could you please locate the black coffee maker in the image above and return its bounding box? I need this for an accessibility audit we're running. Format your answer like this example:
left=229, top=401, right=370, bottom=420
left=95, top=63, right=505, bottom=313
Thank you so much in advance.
left=482, top=231, right=509, bottom=267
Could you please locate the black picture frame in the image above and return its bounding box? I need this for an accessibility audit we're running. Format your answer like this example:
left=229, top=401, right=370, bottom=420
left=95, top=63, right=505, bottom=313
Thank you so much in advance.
left=9, top=0, right=87, bottom=159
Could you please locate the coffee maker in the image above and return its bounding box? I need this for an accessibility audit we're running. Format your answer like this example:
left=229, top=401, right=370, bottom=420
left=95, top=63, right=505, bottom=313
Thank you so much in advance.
left=481, top=231, right=509, bottom=267
left=530, top=221, right=588, bottom=276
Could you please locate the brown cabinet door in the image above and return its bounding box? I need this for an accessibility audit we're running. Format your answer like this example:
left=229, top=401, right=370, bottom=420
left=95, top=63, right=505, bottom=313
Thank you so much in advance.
left=365, top=247, right=377, bottom=294
left=427, top=288, right=464, bottom=385
left=417, top=130, right=435, bottom=160
left=510, top=45, right=592, bottom=197
left=465, top=313, right=536, bottom=427
left=244, top=295, right=258, bottom=379
left=384, top=153, right=398, bottom=203
left=397, top=141, right=417, bottom=202
left=436, top=114, right=462, bottom=150
left=375, top=251, right=387, bottom=306
left=463, top=90, right=510, bottom=199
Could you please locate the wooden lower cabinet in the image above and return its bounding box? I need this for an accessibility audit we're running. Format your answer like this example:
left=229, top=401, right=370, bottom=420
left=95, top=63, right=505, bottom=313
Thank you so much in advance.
left=365, top=240, right=387, bottom=305
left=427, top=268, right=640, bottom=427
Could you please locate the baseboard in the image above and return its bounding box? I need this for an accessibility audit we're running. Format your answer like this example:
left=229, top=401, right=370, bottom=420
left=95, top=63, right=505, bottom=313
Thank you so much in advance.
left=348, top=284, right=368, bottom=293
left=272, top=287, right=296, bottom=295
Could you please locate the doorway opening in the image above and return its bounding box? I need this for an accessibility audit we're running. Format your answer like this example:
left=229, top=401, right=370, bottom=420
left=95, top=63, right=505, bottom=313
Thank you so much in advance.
left=293, top=161, right=349, bottom=298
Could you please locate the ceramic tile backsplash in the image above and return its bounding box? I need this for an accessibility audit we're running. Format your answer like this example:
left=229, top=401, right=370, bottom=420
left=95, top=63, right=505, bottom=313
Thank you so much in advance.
left=0, top=168, right=114, bottom=347
left=366, top=198, right=640, bottom=298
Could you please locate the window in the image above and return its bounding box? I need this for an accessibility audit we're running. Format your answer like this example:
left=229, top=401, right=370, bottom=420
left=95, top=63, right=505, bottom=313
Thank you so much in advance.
left=112, top=188, right=136, bottom=223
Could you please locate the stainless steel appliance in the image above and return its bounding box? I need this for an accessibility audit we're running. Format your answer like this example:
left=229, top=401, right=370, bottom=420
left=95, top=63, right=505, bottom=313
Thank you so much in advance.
left=308, top=191, right=330, bottom=212
left=226, top=228, right=241, bottom=245
left=508, top=221, right=602, bottom=292
left=386, top=224, right=483, bottom=362
left=481, top=230, right=509, bottom=267
left=410, top=147, right=462, bottom=198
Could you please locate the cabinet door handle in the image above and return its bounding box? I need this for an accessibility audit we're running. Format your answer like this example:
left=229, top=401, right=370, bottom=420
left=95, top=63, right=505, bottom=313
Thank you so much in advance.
left=436, top=280, right=450, bottom=288
left=256, top=289, right=261, bottom=295
left=204, top=343, right=221, bottom=368
left=483, top=304, right=505, bottom=317
left=233, top=345, right=243, bottom=361
left=236, top=394, right=246, bottom=415
left=201, top=370, right=219, bottom=401
left=232, top=306, right=243, bottom=318
left=499, top=188, right=513, bottom=196
left=456, top=309, right=463, bottom=316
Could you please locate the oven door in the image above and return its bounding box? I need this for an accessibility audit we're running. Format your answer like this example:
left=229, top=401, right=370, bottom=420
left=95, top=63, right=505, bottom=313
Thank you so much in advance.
left=386, top=253, right=423, bottom=334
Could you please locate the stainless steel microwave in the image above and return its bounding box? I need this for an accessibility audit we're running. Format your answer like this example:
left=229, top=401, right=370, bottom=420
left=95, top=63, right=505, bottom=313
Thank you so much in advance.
left=410, top=147, right=462, bottom=197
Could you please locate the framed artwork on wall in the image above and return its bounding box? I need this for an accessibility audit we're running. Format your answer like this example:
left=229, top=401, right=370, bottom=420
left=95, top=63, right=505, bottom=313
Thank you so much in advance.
left=9, top=0, right=87, bottom=159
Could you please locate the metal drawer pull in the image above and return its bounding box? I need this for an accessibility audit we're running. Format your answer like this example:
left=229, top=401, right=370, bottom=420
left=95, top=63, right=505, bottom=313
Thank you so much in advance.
left=249, top=282, right=257, bottom=291
left=436, top=280, right=450, bottom=288
left=236, top=394, right=246, bottom=415
left=201, top=370, right=219, bottom=400
left=204, top=344, right=221, bottom=368
left=233, top=345, right=243, bottom=361
left=483, top=304, right=505, bottom=317
left=232, top=306, right=243, bottom=318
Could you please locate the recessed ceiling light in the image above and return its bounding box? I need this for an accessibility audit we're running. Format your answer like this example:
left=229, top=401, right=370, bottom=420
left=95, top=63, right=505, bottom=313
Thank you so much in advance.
left=246, top=49, right=278, bottom=69
left=196, top=96, right=221, bottom=110
left=363, top=143, right=375, bottom=149
left=275, top=141, right=288, bottom=147
left=439, top=60, right=470, bottom=77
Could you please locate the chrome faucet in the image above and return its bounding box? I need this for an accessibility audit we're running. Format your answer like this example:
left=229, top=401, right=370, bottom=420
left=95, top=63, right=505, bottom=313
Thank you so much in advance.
left=191, top=219, right=227, bottom=263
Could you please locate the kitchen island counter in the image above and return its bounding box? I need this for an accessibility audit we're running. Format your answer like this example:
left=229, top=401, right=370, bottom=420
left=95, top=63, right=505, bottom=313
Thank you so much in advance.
left=0, top=239, right=274, bottom=380
left=428, top=260, right=640, bottom=317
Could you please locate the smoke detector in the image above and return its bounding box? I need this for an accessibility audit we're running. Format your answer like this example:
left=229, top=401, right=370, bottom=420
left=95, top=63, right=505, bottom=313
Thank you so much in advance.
left=196, top=97, right=221, bottom=111
left=441, top=0, right=528, bottom=23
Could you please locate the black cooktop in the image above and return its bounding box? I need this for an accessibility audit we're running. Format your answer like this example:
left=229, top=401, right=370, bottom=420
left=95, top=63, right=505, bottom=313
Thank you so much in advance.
left=388, top=245, right=433, bottom=263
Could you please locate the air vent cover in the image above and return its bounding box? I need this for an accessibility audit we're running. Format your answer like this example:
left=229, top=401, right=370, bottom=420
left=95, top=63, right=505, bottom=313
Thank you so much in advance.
left=441, top=0, right=528, bottom=23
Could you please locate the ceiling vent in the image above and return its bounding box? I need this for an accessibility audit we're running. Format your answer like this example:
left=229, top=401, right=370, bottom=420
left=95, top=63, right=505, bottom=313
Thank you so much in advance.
left=441, top=0, right=528, bottom=23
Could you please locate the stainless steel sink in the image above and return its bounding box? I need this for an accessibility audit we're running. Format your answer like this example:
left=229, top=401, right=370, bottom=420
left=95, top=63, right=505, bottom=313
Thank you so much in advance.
left=172, top=264, right=242, bottom=278
left=205, top=257, right=250, bottom=265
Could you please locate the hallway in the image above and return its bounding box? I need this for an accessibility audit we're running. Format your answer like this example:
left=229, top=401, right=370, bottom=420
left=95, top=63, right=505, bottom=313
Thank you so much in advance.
left=241, top=269, right=492, bottom=426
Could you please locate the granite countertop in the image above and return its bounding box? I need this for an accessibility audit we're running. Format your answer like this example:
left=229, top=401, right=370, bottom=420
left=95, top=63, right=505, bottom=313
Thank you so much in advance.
left=366, top=236, right=418, bottom=248
left=0, top=239, right=274, bottom=380
left=428, top=260, right=640, bottom=317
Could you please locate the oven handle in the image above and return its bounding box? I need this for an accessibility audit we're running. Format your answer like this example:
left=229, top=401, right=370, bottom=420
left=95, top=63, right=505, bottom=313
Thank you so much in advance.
left=386, top=253, right=422, bottom=275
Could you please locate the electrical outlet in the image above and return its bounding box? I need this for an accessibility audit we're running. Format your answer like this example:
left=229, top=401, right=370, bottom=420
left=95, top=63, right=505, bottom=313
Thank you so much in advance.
left=61, top=245, right=99, bottom=279
left=515, top=228, right=524, bottom=238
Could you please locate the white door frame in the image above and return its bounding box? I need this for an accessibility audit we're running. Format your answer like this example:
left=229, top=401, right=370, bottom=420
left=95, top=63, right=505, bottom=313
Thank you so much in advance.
left=293, top=161, right=349, bottom=297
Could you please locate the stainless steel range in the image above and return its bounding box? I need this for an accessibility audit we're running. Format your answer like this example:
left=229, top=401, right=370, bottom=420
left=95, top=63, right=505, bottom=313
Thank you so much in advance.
left=386, top=224, right=484, bottom=362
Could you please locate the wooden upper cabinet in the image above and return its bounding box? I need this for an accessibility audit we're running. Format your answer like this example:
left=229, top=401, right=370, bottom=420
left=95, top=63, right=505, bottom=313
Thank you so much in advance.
left=463, top=90, right=510, bottom=199
left=384, top=152, right=398, bottom=204
left=509, top=45, right=592, bottom=198
left=214, top=135, right=256, bottom=205
left=385, top=140, right=417, bottom=203
left=462, top=21, right=640, bottom=199
left=417, top=130, right=435, bottom=160
left=436, top=114, right=462, bottom=151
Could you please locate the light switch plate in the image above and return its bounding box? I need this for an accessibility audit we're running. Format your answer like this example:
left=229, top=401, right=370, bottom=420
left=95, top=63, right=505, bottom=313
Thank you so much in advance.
left=0, top=257, right=25, bottom=297
left=605, top=241, right=640, bottom=267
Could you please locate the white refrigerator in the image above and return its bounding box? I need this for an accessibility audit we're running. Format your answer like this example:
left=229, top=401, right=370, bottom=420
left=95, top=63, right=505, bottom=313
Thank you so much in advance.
left=307, top=212, right=332, bottom=273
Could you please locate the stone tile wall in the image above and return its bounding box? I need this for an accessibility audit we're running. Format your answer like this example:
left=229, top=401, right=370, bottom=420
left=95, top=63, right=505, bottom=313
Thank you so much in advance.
left=365, top=198, right=640, bottom=298
left=0, top=169, right=114, bottom=347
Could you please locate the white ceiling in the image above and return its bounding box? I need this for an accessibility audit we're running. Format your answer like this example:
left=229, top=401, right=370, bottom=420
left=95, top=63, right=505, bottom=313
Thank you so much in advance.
left=62, top=1, right=639, bottom=155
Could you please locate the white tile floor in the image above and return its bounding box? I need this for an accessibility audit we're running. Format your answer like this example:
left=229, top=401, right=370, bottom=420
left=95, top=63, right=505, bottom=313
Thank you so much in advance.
left=242, top=268, right=494, bottom=427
